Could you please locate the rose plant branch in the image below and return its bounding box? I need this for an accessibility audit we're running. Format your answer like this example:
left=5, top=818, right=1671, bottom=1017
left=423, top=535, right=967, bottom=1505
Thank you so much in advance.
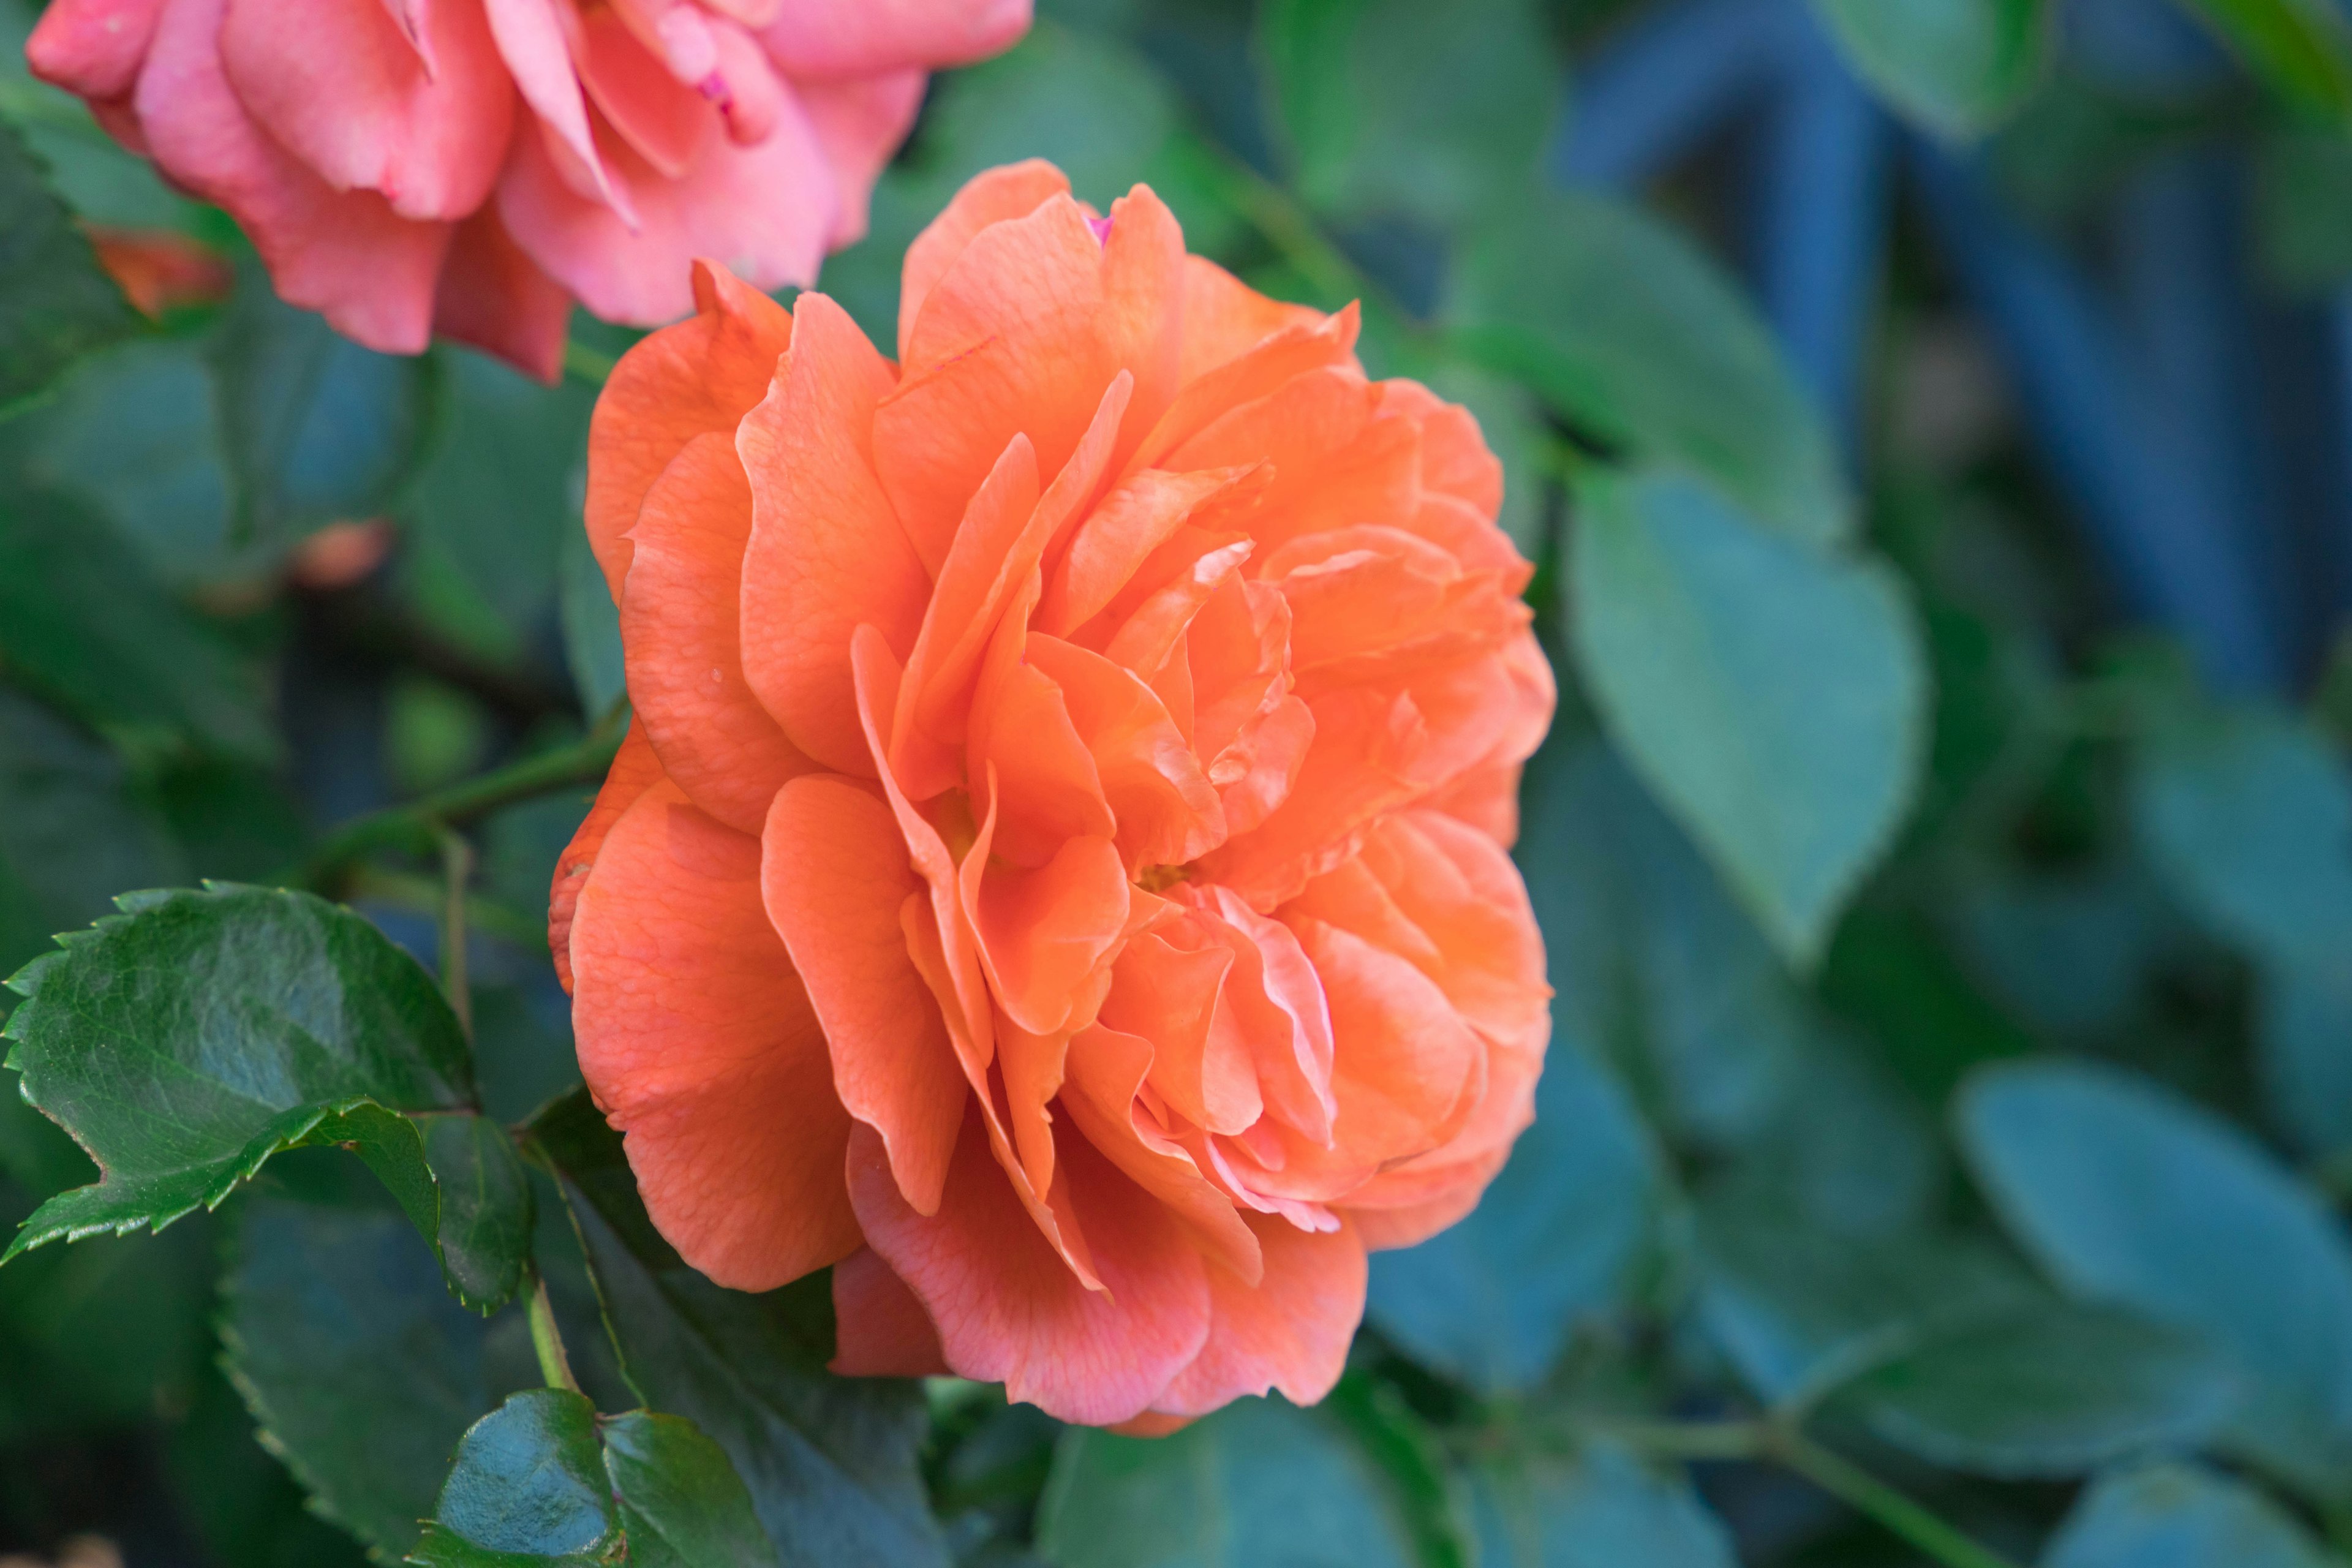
left=288, top=701, right=630, bottom=894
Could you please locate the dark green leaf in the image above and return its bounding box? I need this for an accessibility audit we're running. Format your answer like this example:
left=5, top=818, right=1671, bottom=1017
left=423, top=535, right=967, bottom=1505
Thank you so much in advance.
left=2173, top=0, right=2352, bottom=122
left=1809, top=0, right=2053, bottom=139
left=1, top=884, right=527, bottom=1308
left=1568, top=469, right=1928, bottom=966
left=0, top=488, right=274, bottom=760
left=2133, top=706, right=2352, bottom=976
left=2043, top=1462, right=2337, bottom=1568
left=223, top=1194, right=532, bottom=1556
left=604, top=1411, right=780, bottom=1568
left=167, top=1359, right=375, bottom=1568
left=1694, top=1197, right=2036, bottom=1406
left=1261, top=0, right=1559, bottom=228
left=527, top=1089, right=945, bottom=1566
left=1463, top=1445, right=1735, bottom=1568
left=211, top=269, right=440, bottom=545
left=409, top=1389, right=619, bottom=1567
left=2256, top=959, right=2352, bottom=1163
left=1959, top=1060, right=2352, bottom=1498
left=0, top=115, right=140, bottom=412
left=559, top=525, right=625, bottom=720
left=397, top=349, right=594, bottom=667
left=1452, top=191, right=1848, bottom=546
left=0, top=685, right=185, bottom=981
left=1035, top=1396, right=1420, bottom=1568
left=1368, top=1039, right=1660, bottom=1393
left=1829, top=1303, right=2237, bottom=1477
left=1517, top=740, right=1811, bottom=1147
left=2255, top=127, right=2352, bottom=292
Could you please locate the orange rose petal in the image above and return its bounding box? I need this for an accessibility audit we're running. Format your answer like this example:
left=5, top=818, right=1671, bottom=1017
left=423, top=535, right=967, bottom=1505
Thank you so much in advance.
left=1343, top=1140, right=1515, bottom=1251
left=1027, top=636, right=1224, bottom=870
left=548, top=722, right=668, bottom=993
left=737, top=290, right=928, bottom=778
left=846, top=1114, right=1212, bottom=1427
left=896, top=157, right=1069, bottom=364
left=585, top=259, right=790, bottom=598
left=1038, top=467, right=1250, bottom=638
left=1172, top=252, right=1328, bottom=387
left=1152, top=1213, right=1365, bottom=1417
left=621, top=430, right=820, bottom=832
left=965, top=578, right=1116, bottom=867
left=829, top=1244, right=949, bottom=1378
left=570, top=780, right=860, bottom=1291
left=1061, top=1023, right=1263, bottom=1284
left=964, top=818, right=1131, bottom=1039
left=762, top=774, right=967, bottom=1216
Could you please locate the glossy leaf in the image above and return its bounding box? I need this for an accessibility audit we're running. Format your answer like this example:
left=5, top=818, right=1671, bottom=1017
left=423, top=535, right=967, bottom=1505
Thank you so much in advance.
left=1810, top=0, right=2053, bottom=139
left=1569, top=469, right=1928, bottom=967
left=1261, top=0, right=1559, bottom=227
left=0, top=488, right=274, bottom=760
left=1959, top=1060, right=2352, bottom=1496
left=1368, top=1041, right=1661, bottom=1393
left=527, top=1090, right=944, bottom=1566
left=1, top=884, right=527, bottom=1309
left=2133, top=706, right=2352, bottom=976
left=1463, top=1445, right=1736, bottom=1568
left=210, top=270, right=440, bottom=545
left=0, top=115, right=140, bottom=412
left=603, top=1411, right=777, bottom=1568
left=409, top=1389, right=619, bottom=1567
left=1452, top=191, right=1849, bottom=546
left=2043, top=1462, right=2338, bottom=1568
left=1036, top=1396, right=1420, bottom=1568
left=1830, top=1303, right=2238, bottom=1477
left=223, top=1196, right=526, bottom=1556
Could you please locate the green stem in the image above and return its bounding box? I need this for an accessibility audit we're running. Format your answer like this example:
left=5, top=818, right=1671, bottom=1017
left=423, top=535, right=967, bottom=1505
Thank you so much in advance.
left=288, top=704, right=627, bottom=892
left=527, top=1272, right=579, bottom=1394
left=437, top=828, right=475, bottom=1043
left=1768, top=1430, right=2022, bottom=1568
left=564, top=337, right=617, bottom=386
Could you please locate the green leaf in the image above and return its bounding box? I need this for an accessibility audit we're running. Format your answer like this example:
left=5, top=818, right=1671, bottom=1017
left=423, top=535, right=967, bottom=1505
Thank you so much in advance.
left=526, top=1089, right=945, bottom=1566
left=1463, top=1444, right=1736, bottom=1568
left=211, top=268, right=441, bottom=546
left=223, top=1194, right=533, bottom=1557
left=1035, top=1396, right=1421, bottom=1568
left=0, top=685, right=185, bottom=981
left=2255, top=127, right=2352, bottom=293
left=1366, top=1039, right=1661, bottom=1393
left=0, top=488, right=274, bottom=760
left=1809, top=0, right=2053, bottom=139
left=1828, top=1303, right=2238, bottom=1477
left=398, top=349, right=595, bottom=668
left=409, top=1389, right=620, bottom=1567
left=2, top=883, right=529, bottom=1310
left=0, top=115, right=140, bottom=412
left=2043, top=1462, right=2338, bottom=1568
left=559, top=524, right=625, bottom=720
left=1694, top=1198, right=2037, bottom=1407
left=1260, top=0, right=1560, bottom=228
left=1517, top=740, right=1812, bottom=1147
left=602, top=1411, right=777, bottom=1568
left=2132, top=706, right=2352, bottom=977
left=1568, top=469, right=1928, bottom=967
left=1452, top=191, right=1849, bottom=547
left=2173, top=0, right=2352, bottom=123
left=2256, top=959, right=2352, bottom=1163
left=166, top=1359, right=375, bottom=1568
left=1959, top=1060, right=2352, bottom=1498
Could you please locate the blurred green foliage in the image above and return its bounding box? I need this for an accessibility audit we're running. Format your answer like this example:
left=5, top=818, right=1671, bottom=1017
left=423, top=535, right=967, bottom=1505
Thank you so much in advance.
left=1, top=0, right=2350, bottom=1565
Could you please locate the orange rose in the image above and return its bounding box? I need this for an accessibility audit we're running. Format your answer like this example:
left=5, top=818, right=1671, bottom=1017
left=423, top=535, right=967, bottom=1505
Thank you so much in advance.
left=552, top=161, right=1555, bottom=1427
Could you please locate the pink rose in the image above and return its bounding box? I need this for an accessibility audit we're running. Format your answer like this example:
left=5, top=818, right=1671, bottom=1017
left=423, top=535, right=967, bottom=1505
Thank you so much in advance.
left=28, top=0, right=1031, bottom=379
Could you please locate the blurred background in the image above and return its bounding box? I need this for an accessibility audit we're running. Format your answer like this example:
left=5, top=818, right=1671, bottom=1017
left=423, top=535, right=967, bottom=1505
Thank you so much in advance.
left=2, top=0, right=2351, bottom=1564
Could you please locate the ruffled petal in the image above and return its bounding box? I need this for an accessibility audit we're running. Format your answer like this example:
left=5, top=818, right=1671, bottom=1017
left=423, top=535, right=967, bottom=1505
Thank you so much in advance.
left=571, top=778, right=861, bottom=1291
left=433, top=203, right=573, bottom=382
